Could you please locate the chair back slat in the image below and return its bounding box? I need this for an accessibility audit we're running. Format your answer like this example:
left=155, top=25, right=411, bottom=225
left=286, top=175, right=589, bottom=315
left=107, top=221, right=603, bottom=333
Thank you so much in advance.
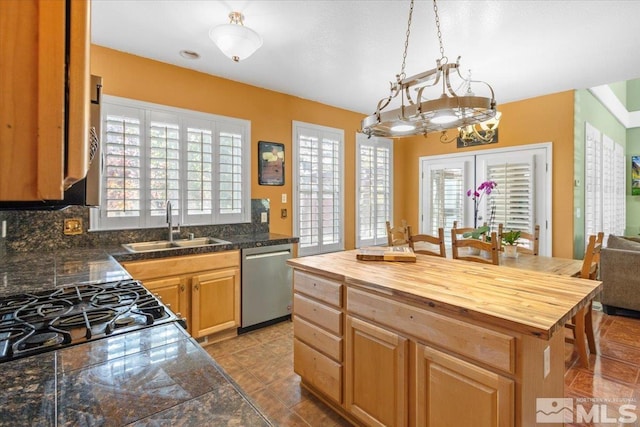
left=407, top=226, right=446, bottom=258
left=451, top=229, right=500, bottom=265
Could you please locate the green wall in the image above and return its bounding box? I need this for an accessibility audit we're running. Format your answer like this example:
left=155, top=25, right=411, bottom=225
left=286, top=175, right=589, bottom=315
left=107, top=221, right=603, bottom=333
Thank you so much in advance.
left=627, top=79, right=640, bottom=111
left=627, top=127, right=640, bottom=236
left=609, top=81, right=627, bottom=107
left=573, top=89, right=627, bottom=257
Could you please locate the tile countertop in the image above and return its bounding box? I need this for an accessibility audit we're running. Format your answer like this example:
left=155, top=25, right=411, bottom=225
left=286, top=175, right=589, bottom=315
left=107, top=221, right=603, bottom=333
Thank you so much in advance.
left=0, top=233, right=297, bottom=426
left=0, top=322, right=271, bottom=427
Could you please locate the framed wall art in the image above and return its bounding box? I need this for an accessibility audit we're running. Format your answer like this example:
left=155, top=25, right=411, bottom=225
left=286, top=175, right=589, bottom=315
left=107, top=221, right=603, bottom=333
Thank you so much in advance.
left=633, top=155, right=640, bottom=196
left=258, top=141, right=285, bottom=186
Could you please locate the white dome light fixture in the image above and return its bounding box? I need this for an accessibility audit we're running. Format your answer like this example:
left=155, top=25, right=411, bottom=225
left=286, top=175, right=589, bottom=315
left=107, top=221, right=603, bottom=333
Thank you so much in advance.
left=209, top=11, right=263, bottom=62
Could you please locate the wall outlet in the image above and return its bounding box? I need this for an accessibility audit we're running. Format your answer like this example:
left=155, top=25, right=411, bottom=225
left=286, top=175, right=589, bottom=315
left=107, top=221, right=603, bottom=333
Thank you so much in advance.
left=281, top=208, right=287, bottom=218
left=63, top=218, right=83, bottom=235
left=543, top=345, right=551, bottom=378
left=281, top=193, right=287, bottom=203
left=260, top=212, right=268, bottom=223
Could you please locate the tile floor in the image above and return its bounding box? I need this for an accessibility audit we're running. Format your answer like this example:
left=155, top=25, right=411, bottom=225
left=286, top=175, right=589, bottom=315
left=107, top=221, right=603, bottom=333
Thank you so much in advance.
left=204, top=310, right=640, bottom=426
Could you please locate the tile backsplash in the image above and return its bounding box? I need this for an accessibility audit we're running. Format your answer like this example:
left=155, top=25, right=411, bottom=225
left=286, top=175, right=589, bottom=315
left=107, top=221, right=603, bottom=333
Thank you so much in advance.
left=0, top=199, right=270, bottom=253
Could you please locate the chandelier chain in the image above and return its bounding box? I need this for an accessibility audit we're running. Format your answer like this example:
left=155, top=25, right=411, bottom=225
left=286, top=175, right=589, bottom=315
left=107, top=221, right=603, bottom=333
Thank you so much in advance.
left=399, top=0, right=415, bottom=80
left=433, top=0, right=445, bottom=60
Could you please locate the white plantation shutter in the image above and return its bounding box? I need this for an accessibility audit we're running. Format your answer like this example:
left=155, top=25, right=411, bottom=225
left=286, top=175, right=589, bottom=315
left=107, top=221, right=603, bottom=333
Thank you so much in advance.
left=486, top=160, right=535, bottom=233
left=92, top=96, right=250, bottom=230
left=584, top=122, right=626, bottom=242
left=101, top=105, right=144, bottom=229
left=217, top=126, right=248, bottom=223
left=148, top=113, right=180, bottom=227
left=421, top=157, right=473, bottom=246
left=614, top=144, right=626, bottom=235
left=184, top=120, right=213, bottom=223
left=356, top=134, right=392, bottom=248
left=294, top=122, right=344, bottom=256
left=430, top=168, right=464, bottom=246
left=584, top=122, right=600, bottom=238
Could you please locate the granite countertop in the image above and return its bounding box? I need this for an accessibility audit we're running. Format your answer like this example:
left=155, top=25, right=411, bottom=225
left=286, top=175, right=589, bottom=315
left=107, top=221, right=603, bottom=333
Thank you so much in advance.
left=0, top=322, right=271, bottom=426
left=0, top=233, right=298, bottom=297
left=109, top=232, right=298, bottom=263
left=0, top=233, right=296, bottom=425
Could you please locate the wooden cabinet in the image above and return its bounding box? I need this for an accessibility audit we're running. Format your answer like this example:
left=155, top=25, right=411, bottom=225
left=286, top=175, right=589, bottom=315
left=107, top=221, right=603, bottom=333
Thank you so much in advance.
left=0, top=0, right=90, bottom=201
left=191, top=268, right=240, bottom=337
left=292, top=270, right=344, bottom=406
left=345, top=315, right=408, bottom=427
left=143, top=276, right=188, bottom=320
left=416, top=344, right=514, bottom=427
left=122, top=251, right=240, bottom=339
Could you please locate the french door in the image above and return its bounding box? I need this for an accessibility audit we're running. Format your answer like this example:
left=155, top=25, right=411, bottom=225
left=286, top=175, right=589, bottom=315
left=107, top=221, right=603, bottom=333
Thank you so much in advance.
left=420, top=144, right=551, bottom=255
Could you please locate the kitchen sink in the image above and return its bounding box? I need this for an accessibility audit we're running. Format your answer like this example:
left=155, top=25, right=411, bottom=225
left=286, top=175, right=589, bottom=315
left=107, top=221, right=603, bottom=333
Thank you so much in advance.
left=122, top=237, right=231, bottom=253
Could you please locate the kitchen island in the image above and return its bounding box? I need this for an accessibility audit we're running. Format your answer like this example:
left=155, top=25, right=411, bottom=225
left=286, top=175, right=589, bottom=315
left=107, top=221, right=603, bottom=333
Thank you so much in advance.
left=287, top=250, right=602, bottom=427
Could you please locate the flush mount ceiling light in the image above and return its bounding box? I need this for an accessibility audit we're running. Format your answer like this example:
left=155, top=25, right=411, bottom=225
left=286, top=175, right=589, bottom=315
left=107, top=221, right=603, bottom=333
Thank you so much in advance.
left=361, top=0, right=497, bottom=138
left=209, top=11, right=263, bottom=62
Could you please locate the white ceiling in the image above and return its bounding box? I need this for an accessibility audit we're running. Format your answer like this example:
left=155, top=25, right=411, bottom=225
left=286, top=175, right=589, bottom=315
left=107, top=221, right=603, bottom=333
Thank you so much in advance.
left=91, top=0, right=640, bottom=115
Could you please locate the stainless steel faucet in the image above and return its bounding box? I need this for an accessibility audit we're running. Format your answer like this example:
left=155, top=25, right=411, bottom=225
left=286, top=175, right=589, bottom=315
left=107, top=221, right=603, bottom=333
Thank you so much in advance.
left=166, top=201, right=180, bottom=242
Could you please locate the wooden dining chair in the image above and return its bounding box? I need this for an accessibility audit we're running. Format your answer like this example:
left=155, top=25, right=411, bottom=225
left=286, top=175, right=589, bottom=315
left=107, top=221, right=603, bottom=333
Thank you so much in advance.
left=386, top=220, right=409, bottom=246
left=452, top=220, right=476, bottom=239
left=407, top=226, right=446, bottom=257
left=565, top=232, right=603, bottom=368
left=498, top=224, right=540, bottom=255
left=451, top=229, right=500, bottom=265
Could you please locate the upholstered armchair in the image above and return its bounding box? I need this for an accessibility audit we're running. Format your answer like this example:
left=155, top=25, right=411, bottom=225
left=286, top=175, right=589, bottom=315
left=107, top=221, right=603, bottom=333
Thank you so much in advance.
left=599, top=235, right=640, bottom=315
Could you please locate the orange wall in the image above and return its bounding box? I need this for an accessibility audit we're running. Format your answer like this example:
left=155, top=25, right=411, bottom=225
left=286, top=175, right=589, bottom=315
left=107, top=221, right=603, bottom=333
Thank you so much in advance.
left=394, top=91, right=576, bottom=257
left=92, top=46, right=576, bottom=257
left=91, top=45, right=361, bottom=247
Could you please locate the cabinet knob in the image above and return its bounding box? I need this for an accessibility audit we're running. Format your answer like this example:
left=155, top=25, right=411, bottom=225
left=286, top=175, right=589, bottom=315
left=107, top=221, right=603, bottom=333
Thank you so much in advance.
left=194, top=284, right=199, bottom=291
left=180, top=284, right=185, bottom=292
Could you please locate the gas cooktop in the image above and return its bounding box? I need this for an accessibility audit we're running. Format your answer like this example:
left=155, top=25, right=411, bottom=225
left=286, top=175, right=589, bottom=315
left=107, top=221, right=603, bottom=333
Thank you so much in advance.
left=0, top=279, right=183, bottom=363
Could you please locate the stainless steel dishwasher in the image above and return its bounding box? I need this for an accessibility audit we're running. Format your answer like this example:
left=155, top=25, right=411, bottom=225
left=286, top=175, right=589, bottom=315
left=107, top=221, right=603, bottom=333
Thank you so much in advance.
left=240, top=243, right=293, bottom=332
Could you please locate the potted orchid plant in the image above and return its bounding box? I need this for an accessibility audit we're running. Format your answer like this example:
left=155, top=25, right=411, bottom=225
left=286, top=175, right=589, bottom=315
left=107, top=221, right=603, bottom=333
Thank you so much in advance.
left=463, top=180, right=498, bottom=239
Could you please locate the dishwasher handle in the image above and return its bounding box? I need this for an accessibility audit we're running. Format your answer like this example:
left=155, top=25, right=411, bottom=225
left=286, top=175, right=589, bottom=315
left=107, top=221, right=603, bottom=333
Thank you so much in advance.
left=244, top=250, right=291, bottom=260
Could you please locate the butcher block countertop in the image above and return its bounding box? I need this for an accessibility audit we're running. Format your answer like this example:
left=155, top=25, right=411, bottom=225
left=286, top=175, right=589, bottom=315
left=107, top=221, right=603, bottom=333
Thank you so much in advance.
left=287, top=250, right=602, bottom=340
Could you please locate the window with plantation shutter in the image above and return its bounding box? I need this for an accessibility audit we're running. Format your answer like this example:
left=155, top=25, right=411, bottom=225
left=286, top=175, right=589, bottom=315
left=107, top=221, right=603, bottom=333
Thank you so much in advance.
left=356, top=134, right=392, bottom=248
left=421, top=144, right=551, bottom=255
left=101, top=105, right=144, bottom=229
left=423, top=162, right=470, bottom=246
left=148, top=113, right=180, bottom=227
left=92, top=96, right=250, bottom=231
left=293, top=122, right=344, bottom=256
left=584, top=122, right=626, bottom=241
left=484, top=158, right=535, bottom=234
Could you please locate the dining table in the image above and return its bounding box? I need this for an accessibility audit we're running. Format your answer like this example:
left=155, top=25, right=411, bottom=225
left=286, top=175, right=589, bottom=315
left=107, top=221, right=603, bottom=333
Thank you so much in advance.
left=499, top=251, right=584, bottom=277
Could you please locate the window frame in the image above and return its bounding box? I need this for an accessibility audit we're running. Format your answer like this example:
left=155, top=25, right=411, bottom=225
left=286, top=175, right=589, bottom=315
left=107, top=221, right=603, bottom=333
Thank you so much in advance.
left=90, top=96, right=251, bottom=231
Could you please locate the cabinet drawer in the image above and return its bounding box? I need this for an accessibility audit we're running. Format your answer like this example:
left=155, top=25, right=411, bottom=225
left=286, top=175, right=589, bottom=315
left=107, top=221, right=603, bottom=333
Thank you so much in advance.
left=347, top=287, right=516, bottom=374
left=294, top=315, right=342, bottom=362
left=294, top=293, right=343, bottom=335
left=123, top=251, right=240, bottom=280
left=294, top=338, right=342, bottom=404
left=294, top=271, right=342, bottom=307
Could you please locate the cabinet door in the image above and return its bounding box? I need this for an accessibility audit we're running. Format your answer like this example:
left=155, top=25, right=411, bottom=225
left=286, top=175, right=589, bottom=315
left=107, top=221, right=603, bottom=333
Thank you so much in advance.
left=345, top=315, right=408, bottom=427
left=143, top=276, right=189, bottom=331
left=191, top=268, right=240, bottom=338
left=0, top=0, right=89, bottom=200
left=416, top=344, right=514, bottom=427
